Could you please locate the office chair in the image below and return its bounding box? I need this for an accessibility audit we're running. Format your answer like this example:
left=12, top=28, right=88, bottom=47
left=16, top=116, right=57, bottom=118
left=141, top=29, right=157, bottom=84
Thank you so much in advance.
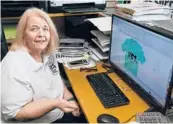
left=1, top=26, right=8, bottom=61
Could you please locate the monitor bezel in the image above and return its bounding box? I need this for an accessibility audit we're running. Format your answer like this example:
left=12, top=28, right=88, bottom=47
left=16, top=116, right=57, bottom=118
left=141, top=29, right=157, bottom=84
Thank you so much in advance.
left=109, top=14, right=173, bottom=115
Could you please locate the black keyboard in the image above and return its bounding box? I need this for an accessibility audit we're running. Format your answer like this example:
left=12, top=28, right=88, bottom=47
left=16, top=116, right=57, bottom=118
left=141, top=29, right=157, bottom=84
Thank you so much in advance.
left=86, top=72, right=130, bottom=108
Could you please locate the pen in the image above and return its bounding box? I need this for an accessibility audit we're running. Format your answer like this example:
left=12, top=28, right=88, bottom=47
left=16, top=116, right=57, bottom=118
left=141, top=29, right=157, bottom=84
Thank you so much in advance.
left=80, top=68, right=98, bottom=72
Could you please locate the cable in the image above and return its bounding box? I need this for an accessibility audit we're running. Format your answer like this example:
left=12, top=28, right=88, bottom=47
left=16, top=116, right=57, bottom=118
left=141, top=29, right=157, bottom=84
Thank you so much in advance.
left=102, top=63, right=114, bottom=74
left=102, top=63, right=112, bottom=70
left=123, top=114, right=136, bottom=123
left=106, top=69, right=114, bottom=74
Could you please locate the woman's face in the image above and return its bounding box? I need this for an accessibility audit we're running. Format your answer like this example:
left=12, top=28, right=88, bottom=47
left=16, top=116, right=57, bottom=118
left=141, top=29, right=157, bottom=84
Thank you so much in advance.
left=25, top=15, right=50, bottom=53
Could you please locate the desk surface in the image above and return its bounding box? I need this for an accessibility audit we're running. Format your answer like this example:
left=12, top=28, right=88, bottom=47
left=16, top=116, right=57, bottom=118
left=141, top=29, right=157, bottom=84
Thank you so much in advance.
left=64, top=62, right=150, bottom=123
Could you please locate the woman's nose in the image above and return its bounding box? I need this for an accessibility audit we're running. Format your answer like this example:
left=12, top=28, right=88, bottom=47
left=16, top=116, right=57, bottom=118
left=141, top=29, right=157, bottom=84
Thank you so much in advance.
left=38, top=29, right=45, bottom=37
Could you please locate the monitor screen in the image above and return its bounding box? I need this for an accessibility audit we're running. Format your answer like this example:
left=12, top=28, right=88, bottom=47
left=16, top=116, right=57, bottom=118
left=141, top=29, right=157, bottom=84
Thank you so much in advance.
left=109, top=15, right=173, bottom=112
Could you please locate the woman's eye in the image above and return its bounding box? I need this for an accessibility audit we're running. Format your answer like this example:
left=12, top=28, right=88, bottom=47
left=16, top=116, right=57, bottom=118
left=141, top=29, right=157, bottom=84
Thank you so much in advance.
left=31, top=28, right=38, bottom=31
left=43, top=28, right=48, bottom=31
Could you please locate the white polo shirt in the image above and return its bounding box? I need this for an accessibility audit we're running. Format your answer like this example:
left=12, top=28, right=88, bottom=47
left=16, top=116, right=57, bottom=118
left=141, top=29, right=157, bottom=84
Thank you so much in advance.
left=1, top=48, right=64, bottom=123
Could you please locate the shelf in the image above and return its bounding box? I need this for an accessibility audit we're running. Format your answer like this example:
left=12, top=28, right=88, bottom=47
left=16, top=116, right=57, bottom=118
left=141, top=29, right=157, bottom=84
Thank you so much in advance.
left=2, top=12, right=100, bottom=20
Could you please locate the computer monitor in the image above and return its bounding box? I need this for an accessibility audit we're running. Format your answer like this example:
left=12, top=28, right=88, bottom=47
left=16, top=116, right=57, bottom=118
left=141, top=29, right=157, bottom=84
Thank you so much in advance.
left=109, top=14, right=173, bottom=114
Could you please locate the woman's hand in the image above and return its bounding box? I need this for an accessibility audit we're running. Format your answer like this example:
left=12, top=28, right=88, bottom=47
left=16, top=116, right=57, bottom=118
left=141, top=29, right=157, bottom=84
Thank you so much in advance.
left=55, top=98, right=78, bottom=113
left=69, top=101, right=81, bottom=117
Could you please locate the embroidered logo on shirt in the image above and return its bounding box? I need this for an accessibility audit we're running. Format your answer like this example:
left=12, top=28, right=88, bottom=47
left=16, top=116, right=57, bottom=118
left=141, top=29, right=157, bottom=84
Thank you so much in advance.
left=48, top=54, right=59, bottom=75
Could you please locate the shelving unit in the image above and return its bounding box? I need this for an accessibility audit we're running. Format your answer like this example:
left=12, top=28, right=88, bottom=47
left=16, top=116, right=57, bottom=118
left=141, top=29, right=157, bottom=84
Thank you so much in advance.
left=2, top=12, right=100, bottom=45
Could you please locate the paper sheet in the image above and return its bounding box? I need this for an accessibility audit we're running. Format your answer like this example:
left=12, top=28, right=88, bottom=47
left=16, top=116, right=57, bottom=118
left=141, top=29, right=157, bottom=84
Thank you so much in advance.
left=85, top=16, right=112, bottom=32
left=88, top=45, right=108, bottom=60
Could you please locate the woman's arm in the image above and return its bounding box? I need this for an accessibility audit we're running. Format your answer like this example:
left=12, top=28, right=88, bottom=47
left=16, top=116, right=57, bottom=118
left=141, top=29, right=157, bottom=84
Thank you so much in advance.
left=15, top=98, right=78, bottom=120
left=62, top=84, right=81, bottom=117
left=15, top=99, right=57, bottom=120
left=63, top=84, right=74, bottom=100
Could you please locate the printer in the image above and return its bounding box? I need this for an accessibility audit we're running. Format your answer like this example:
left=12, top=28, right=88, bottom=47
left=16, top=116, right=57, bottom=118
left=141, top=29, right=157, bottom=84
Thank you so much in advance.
left=48, top=0, right=106, bottom=13
left=1, top=1, right=48, bottom=17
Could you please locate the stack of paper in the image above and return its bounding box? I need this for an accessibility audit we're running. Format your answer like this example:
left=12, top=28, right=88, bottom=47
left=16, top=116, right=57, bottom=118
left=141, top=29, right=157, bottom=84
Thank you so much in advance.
left=85, top=17, right=112, bottom=60
left=117, top=2, right=170, bottom=16
left=91, top=30, right=110, bottom=46
left=88, top=45, right=109, bottom=60
left=91, top=38, right=109, bottom=52
left=116, top=2, right=171, bottom=21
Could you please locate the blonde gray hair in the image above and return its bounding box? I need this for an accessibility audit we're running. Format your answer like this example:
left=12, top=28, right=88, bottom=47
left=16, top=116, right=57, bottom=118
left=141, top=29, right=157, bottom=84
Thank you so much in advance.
left=11, top=7, right=59, bottom=55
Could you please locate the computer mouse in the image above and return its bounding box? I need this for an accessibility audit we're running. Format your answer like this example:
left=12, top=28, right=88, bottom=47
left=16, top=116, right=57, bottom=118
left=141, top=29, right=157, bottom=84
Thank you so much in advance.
left=97, top=114, right=119, bottom=123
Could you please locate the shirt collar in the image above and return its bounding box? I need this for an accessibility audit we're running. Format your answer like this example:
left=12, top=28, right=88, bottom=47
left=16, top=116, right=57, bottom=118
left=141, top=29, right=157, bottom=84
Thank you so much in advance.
left=17, top=47, right=52, bottom=71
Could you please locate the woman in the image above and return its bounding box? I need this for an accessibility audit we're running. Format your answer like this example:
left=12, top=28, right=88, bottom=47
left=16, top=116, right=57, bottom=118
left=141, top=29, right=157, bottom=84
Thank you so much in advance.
left=1, top=8, right=86, bottom=123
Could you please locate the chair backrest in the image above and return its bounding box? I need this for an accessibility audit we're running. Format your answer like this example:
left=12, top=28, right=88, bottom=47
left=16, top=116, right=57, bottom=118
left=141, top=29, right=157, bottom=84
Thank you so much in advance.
left=1, top=26, right=8, bottom=61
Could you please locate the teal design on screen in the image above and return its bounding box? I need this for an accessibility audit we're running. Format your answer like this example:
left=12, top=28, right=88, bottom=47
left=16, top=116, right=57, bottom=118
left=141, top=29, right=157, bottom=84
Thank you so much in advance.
left=122, top=38, right=146, bottom=76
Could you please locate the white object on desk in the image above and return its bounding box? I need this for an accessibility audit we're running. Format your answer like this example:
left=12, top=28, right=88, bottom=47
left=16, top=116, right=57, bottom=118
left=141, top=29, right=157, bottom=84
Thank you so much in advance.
left=64, top=59, right=96, bottom=70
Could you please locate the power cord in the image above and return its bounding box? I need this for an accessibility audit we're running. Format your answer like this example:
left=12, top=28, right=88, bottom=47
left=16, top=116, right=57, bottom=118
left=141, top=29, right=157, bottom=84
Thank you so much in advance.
left=123, top=114, right=136, bottom=123
left=107, top=69, right=114, bottom=74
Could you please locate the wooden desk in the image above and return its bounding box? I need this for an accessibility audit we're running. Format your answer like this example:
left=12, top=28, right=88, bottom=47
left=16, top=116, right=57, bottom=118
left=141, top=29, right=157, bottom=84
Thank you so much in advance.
left=64, top=62, right=150, bottom=123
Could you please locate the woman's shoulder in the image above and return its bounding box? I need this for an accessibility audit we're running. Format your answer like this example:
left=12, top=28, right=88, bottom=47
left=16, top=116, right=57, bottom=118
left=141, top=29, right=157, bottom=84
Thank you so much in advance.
left=1, top=49, right=29, bottom=69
